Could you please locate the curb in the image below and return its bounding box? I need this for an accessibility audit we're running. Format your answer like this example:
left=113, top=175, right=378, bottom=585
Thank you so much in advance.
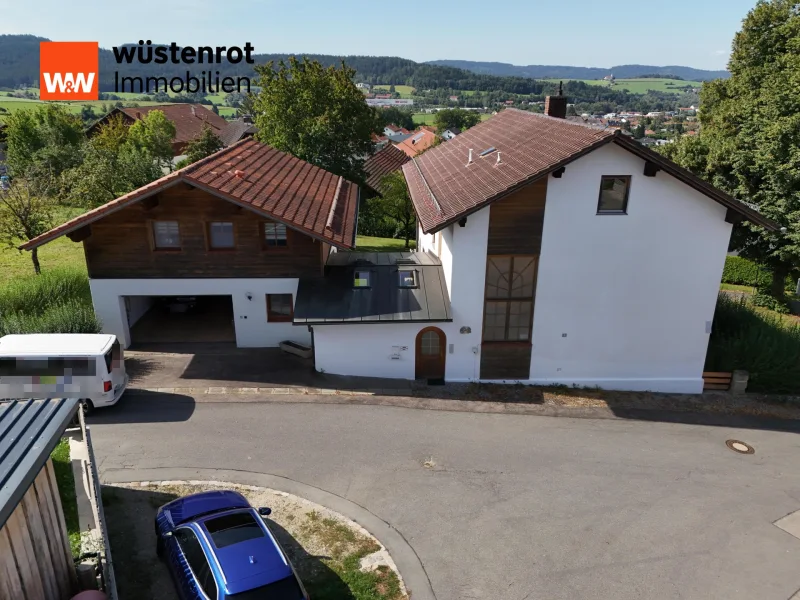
left=123, top=389, right=800, bottom=432
left=101, top=467, right=436, bottom=600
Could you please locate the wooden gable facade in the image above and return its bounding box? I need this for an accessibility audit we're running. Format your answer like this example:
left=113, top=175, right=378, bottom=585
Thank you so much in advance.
left=80, top=184, right=328, bottom=279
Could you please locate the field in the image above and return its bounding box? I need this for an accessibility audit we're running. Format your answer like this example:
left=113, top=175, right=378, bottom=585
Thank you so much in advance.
left=412, top=112, right=493, bottom=125
left=0, top=97, right=236, bottom=121
left=541, top=78, right=702, bottom=94
left=373, top=84, right=415, bottom=98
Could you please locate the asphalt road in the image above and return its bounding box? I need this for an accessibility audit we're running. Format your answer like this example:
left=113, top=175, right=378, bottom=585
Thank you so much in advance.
left=89, top=395, right=800, bottom=600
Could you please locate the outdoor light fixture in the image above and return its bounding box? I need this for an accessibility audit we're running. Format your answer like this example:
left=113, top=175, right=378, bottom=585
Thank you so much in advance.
left=245, top=292, right=253, bottom=301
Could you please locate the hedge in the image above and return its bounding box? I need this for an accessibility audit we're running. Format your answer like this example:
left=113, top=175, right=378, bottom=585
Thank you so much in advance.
left=721, top=256, right=770, bottom=287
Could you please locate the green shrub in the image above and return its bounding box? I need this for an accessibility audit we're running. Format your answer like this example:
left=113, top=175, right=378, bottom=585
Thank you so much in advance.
left=706, top=294, right=800, bottom=393
left=722, top=256, right=770, bottom=287
left=752, top=293, right=790, bottom=314
left=0, top=268, right=100, bottom=336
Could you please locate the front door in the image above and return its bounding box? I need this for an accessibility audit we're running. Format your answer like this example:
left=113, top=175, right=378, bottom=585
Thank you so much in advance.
left=415, top=327, right=446, bottom=381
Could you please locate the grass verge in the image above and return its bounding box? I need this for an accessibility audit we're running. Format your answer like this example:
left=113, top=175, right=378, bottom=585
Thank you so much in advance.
left=355, top=235, right=416, bottom=252
left=51, top=439, right=81, bottom=557
left=720, top=283, right=755, bottom=293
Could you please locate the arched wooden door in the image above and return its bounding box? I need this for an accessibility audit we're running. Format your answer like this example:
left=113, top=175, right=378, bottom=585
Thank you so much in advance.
left=415, top=327, right=446, bottom=381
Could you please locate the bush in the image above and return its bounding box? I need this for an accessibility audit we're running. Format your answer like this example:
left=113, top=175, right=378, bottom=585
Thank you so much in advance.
left=722, top=256, right=770, bottom=287
left=706, top=294, right=800, bottom=393
left=752, top=293, right=790, bottom=314
left=0, top=268, right=100, bottom=336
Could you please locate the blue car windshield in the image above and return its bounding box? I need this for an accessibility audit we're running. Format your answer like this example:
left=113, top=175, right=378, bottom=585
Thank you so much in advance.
left=205, top=512, right=265, bottom=548
left=226, top=576, right=304, bottom=599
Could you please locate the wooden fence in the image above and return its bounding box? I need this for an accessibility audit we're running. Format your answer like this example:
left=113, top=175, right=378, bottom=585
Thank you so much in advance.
left=0, top=458, right=77, bottom=600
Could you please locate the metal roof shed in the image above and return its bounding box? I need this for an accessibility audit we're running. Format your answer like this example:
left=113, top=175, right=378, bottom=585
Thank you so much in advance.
left=0, top=398, right=80, bottom=598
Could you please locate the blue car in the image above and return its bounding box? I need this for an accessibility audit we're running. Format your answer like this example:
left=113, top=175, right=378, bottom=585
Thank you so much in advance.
left=155, top=490, right=309, bottom=599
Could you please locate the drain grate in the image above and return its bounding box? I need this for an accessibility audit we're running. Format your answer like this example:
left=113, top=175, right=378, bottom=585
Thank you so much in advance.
left=726, top=439, right=755, bottom=454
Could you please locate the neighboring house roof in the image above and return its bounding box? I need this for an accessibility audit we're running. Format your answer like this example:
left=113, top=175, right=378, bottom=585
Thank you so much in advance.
left=0, top=399, right=80, bottom=528
left=396, top=129, right=438, bottom=157
left=294, top=251, right=451, bottom=325
left=21, top=138, right=359, bottom=251
left=403, top=108, right=778, bottom=233
left=218, top=119, right=258, bottom=147
left=363, top=144, right=411, bottom=192
left=444, top=127, right=461, bottom=135
left=90, top=104, right=229, bottom=147
left=384, top=124, right=403, bottom=133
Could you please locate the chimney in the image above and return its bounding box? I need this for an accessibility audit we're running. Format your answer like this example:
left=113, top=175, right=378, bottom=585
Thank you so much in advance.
left=544, top=81, right=567, bottom=119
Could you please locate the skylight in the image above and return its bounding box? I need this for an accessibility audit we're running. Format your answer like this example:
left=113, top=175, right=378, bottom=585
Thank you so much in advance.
left=479, top=147, right=497, bottom=157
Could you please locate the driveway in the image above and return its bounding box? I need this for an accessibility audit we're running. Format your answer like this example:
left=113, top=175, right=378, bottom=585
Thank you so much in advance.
left=89, top=395, right=800, bottom=600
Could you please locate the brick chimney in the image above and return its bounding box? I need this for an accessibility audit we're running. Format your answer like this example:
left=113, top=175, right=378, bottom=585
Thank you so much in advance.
left=544, top=81, right=567, bottom=119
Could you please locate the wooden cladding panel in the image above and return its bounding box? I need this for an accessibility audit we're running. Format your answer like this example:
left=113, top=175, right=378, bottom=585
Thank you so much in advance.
left=487, top=178, right=547, bottom=255
left=84, top=186, right=323, bottom=278
left=0, top=459, right=77, bottom=600
left=480, top=344, right=532, bottom=380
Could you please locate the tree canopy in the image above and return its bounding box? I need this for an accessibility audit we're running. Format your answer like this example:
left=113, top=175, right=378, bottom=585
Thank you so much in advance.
left=252, top=57, right=381, bottom=182
left=659, top=0, right=800, bottom=298
left=433, top=108, right=480, bottom=133
left=176, top=124, right=223, bottom=169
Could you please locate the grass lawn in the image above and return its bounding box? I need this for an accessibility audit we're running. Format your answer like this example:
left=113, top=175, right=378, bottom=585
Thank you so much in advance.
left=0, top=207, right=87, bottom=285
left=373, top=84, right=415, bottom=98
left=51, top=439, right=81, bottom=557
left=355, top=236, right=415, bottom=252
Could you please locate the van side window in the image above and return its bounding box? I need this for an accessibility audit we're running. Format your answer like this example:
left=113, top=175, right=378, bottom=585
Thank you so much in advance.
left=104, top=349, right=113, bottom=374
left=0, top=358, right=95, bottom=377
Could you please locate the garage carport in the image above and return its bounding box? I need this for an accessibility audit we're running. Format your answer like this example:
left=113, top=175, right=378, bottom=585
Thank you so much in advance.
left=126, top=295, right=235, bottom=346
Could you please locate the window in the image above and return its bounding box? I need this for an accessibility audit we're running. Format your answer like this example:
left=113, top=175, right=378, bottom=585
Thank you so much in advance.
left=267, top=294, right=293, bottom=322
left=420, top=330, right=440, bottom=356
left=354, top=271, right=371, bottom=288
left=175, top=528, right=218, bottom=599
left=398, top=270, right=418, bottom=288
left=262, top=222, right=288, bottom=247
left=152, top=221, right=181, bottom=249
left=208, top=221, right=235, bottom=249
left=205, top=511, right=265, bottom=548
left=597, top=176, right=631, bottom=214
left=483, top=256, right=536, bottom=342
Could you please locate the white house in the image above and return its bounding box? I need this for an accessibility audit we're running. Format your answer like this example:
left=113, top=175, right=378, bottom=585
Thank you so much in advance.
left=22, top=103, right=775, bottom=395
left=356, top=83, right=371, bottom=90
left=311, top=106, right=776, bottom=393
left=441, top=127, right=461, bottom=140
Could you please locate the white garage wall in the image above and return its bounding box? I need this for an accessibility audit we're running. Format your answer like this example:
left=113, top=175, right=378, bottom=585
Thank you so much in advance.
left=529, top=143, right=732, bottom=393
left=314, top=323, right=419, bottom=379
left=125, top=296, right=154, bottom=327
left=89, top=278, right=311, bottom=349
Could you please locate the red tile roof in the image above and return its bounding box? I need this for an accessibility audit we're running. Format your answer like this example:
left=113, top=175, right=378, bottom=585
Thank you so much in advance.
left=403, top=108, right=777, bottom=233
left=363, top=144, right=411, bottom=192
left=116, top=104, right=229, bottom=146
left=20, top=138, right=359, bottom=251
left=396, top=129, right=438, bottom=157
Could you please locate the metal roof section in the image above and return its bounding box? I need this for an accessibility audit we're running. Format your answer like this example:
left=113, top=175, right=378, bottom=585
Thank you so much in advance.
left=294, top=252, right=452, bottom=325
left=0, top=398, right=80, bottom=528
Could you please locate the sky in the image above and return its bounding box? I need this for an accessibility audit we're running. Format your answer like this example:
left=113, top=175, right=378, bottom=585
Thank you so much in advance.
left=0, top=0, right=758, bottom=71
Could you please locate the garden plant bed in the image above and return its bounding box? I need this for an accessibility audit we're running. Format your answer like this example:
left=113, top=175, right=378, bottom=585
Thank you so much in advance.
left=102, top=481, right=407, bottom=600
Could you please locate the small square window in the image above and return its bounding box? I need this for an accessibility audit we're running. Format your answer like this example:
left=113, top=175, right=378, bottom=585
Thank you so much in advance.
left=597, top=176, right=631, bottom=214
left=398, top=270, right=418, bottom=288
left=267, top=294, right=293, bottom=322
left=208, top=222, right=234, bottom=249
left=263, top=222, right=288, bottom=247
left=354, top=271, right=371, bottom=288
left=152, top=221, right=181, bottom=249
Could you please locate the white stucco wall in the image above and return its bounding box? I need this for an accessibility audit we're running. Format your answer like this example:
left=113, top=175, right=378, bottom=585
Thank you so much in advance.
left=314, top=208, right=490, bottom=381
left=528, top=143, right=732, bottom=393
left=89, top=278, right=310, bottom=349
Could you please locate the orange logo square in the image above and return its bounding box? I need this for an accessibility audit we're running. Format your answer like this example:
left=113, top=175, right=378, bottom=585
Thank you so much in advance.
left=40, top=42, right=99, bottom=100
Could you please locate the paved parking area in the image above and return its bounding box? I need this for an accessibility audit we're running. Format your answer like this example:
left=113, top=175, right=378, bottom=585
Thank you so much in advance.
left=91, top=395, right=800, bottom=600
left=125, top=343, right=411, bottom=392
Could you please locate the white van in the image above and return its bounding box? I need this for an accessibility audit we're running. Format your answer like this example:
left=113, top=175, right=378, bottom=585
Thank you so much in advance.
left=0, top=334, right=128, bottom=409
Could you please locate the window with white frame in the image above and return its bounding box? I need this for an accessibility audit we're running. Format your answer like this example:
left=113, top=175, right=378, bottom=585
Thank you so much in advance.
left=152, top=221, right=181, bottom=249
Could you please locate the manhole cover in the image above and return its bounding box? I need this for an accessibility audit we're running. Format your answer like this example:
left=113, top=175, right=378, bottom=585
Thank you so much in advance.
left=726, top=439, right=755, bottom=454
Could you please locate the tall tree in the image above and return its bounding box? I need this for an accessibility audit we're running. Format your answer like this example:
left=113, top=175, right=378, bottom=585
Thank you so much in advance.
left=433, top=108, right=480, bottom=133
left=0, top=177, right=57, bottom=274
left=176, top=124, right=223, bottom=168
left=126, top=110, right=176, bottom=172
left=373, top=171, right=416, bottom=247
left=4, top=104, right=84, bottom=179
left=377, top=106, right=415, bottom=131
left=252, top=57, right=380, bottom=181
left=659, top=0, right=800, bottom=300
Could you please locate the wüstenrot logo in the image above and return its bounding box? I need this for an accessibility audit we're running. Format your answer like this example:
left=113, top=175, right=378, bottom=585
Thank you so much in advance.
left=40, top=42, right=99, bottom=100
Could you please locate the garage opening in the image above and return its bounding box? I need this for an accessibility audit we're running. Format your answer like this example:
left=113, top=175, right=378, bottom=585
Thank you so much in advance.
left=126, top=295, right=236, bottom=345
